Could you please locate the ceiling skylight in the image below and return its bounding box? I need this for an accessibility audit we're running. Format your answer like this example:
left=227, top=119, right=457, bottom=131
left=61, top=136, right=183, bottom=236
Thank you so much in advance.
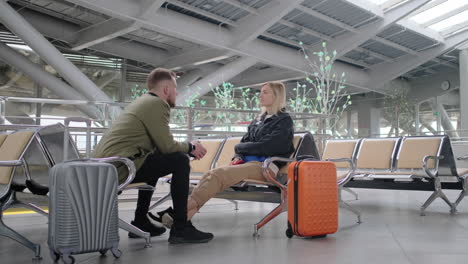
left=365, top=0, right=468, bottom=35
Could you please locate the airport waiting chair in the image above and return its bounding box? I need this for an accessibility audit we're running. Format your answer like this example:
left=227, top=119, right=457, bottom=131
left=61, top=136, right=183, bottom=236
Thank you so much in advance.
left=0, top=130, right=49, bottom=259
left=320, top=139, right=361, bottom=223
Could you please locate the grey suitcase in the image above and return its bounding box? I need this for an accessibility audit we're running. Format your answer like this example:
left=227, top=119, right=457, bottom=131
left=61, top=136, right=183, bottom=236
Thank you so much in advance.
left=48, top=161, right=121, bottom=264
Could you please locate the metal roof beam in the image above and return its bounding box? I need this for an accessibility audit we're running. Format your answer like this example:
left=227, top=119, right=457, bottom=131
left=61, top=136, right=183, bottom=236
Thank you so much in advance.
left=323, top=0, right=432, bottom=60
left=161, top=48, right=230, bottom=69
left=177, top=57, right=258, bottom=103
left=68, top=18, right=140, bottom=51
left=433, top=58, right=459, bottom=69
left=16, top=8, right=170, bottom=66
left=355, top=47, right=392, bottom=61
left=409, top=0, right=448, bottom=16
left=344, top=0, right=383, bottom=17
left=0, top=42, right=102, bottom=119
left=220, top=0, right=258, bottom=15
left=442, top=20, right=468, bottom=37
left=423, top=3, right=468, bottom=27
left=278, top=19, right=332, bottom=41
left=231, top=0, right=304, bottom=47
left=0, top=1, right=115, bottom=105
left=299, top=5, right=359, bottom=33
left=139, top=0, right=165, bottom=19
left=165, top=0, right=239, bottom=27
left=381, top=0, right=408, bottom=11
left=61, top=0, right=371, bottom=89
left=365, top=30, right=468, bottom=91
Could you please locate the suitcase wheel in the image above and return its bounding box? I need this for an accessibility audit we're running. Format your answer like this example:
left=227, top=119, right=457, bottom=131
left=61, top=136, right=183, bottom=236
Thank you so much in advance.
left=62, top=255, right=75, bottom=264
left=50, top=250, right=60, bottom=262
left=111, top=248, right=122, bottom=258
left=286, top=221, right=294, bottom=238
left=99, top=250, right=108, bottom=255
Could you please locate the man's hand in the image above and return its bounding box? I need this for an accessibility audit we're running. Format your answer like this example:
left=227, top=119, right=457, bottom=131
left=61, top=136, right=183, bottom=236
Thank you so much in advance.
left=190, top=141, right=207, bottom=160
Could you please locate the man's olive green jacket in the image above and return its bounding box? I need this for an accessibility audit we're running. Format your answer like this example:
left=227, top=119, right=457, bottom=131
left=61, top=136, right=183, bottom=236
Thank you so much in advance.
left=94, top=94, right=189, bottom=182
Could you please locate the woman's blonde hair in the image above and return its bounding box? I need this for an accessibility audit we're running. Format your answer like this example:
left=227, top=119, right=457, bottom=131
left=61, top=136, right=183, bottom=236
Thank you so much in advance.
left=261, top=81, right=287, bottom=115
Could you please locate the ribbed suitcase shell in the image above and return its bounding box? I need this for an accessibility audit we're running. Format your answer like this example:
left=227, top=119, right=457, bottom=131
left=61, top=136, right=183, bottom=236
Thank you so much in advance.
left=48, top=161, right=120, bottom=261
left=287, top=161, right=338, bottom=237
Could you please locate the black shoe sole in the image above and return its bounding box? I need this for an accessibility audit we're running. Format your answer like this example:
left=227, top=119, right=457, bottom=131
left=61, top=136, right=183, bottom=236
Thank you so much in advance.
left=168, top=236, right=213, bottom=244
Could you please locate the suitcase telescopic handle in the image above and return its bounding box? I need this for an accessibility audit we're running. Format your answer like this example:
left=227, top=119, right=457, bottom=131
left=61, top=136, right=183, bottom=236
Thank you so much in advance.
left=263, top=157, right=297, bottom=189
left=66, top=157, right=136, bottom=191
left=64, top=117, right=92, bottom=159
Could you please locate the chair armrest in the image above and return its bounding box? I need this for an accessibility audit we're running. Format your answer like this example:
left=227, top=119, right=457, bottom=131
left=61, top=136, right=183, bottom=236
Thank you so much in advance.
left=0, top=160, right=23, bottom=166
left=262, top=157, right=297, bottom=190
left=457, top=156, right=468, bottom=161
left=325, top=158, right=356, bottom=186
left=422, top=155, right=444, bottom=178
left=66, top=156, right=136, bottom=192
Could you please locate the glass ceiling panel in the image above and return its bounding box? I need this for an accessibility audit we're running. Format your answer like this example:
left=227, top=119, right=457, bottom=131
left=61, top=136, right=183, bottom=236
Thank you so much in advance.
left=363, top=0, right=468, bottom=34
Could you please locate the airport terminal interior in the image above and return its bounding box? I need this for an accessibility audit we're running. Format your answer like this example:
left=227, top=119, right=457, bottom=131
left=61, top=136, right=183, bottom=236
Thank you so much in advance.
left=1, top=0, right=468, bottom=263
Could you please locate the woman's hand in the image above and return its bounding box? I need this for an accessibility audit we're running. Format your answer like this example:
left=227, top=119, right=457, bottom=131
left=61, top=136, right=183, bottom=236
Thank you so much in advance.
left=230, top=157, right=242, bottom=165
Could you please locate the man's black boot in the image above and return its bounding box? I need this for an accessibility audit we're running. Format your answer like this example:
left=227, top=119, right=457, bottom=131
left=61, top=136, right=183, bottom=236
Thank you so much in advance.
left=168, top=221, right=213, bottom=244
left=128, top=218, right=166, bottom=238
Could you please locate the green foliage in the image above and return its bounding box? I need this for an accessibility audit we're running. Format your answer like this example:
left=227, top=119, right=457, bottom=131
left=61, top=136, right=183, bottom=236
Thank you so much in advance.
left=212, top=82, right=259, bottom=124
left=130, top=84, right=148, bottom=100
left=130, top=81, right=259, bottom=127
left=383, top=87, right=415, bottom=136
left=292, top=41, right=351, bottom=132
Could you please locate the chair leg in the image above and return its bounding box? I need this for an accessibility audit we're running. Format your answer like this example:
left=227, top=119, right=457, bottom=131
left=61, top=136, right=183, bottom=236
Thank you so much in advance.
left=342, top=187, right=359, bottom=200
left=15, top=201, right=48, bottom=217
left=338, top=186, right=361, bottom=223
left=420, top=177, right=455, bottom=216
left=340, top=200, right=361, bottom=224
left=118, top=218, right=152, bottom=248
left=454, top=190, right=467, bottom=210
left=148, top=192, right=172, bottom=211
left=0, top=209, right=41, bottom=259
left=226, top=199, right=239, bottom=210
left=253, top=191, right=287, bottom=237
left=453, top=176, right=468, bottom=212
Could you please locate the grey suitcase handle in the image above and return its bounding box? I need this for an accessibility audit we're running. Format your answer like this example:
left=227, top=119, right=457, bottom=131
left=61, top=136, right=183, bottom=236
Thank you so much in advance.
left=64, top=117, right=92, bottom=160
left=64, top=157, right=136, bottom=191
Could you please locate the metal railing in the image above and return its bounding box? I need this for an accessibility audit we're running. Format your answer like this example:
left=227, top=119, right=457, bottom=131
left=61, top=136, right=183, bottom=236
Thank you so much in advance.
left=0, top=96, right=335, bottom=154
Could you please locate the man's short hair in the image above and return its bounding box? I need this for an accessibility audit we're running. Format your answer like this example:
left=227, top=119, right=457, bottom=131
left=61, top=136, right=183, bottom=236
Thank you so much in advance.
left=146, top=68, right=176, bottom=90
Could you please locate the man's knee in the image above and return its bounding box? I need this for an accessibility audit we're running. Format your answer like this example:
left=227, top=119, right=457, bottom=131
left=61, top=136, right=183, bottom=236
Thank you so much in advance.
left=172, top=152, right=190, bottom=167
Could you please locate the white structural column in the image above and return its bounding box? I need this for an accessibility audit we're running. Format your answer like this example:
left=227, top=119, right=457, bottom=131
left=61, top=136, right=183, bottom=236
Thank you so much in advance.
left=177, top=57, right=257, bottom=104
left=429, top=97, right=458, bottom=138
left=230, top=0, right=304, bottom=47
left=325, top=0, right=431, bottom=58
left=0, top=42, right=102, bottom=119
left=357, top=103, right=381, bottom=137
left=460, top=49, right=468, bottom=137
left=70, top=18, right=140, bottom=51
left=0, top=1, right=114, bottom=105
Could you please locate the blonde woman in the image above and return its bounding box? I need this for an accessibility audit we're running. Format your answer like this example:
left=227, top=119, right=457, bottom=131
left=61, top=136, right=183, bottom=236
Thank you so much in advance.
left=187, top=81, right=295, bottom=225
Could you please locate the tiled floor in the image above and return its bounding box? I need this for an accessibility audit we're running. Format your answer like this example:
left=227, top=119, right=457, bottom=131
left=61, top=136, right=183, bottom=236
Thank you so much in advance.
left=2, top=188, right=468, bottom=264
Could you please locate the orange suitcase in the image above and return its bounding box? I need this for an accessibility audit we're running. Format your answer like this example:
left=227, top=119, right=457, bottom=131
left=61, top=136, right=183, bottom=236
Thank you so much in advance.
left=286, top=160, right=338, bottom=238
